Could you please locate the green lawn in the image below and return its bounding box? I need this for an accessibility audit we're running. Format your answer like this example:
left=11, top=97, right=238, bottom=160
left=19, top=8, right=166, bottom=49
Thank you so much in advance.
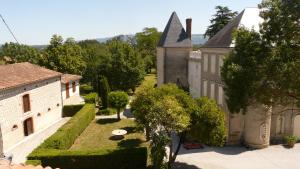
left=135, top=73, right=157, bottom=94
left=70, top=118, right=147, bottom=150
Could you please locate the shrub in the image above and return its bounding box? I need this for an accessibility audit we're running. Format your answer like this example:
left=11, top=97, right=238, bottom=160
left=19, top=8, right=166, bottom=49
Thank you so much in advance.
left=26, top=160, right=41, bottom=166
left=108, top=91, right=129, bottom=120
left=36, top=104, right=95, bottom=150
left=62, top=104, right=84, bottom=117
left=80, top=84, right=93, bottom=94
left=187, top=97, right=227, bottom=146
left=83, top=92, right=98, bottom=104
left=99, top=76, right=110, bottom=109
left=96, top=108, right=116, bottom=116
left=27, top=148, right=147, bottom=169
left=285, top=136, right=298, bottom=148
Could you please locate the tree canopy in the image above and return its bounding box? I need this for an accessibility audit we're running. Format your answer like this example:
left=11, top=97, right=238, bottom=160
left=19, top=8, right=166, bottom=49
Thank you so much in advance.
left=204, top=6, right=237, bottom=39
left=221, top=0, right=300, bottom=113
left=108, top=91, right=129, bottom=120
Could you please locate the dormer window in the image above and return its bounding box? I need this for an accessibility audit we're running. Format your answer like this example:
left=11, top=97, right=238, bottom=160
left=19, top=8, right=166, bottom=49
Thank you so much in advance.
left=23, top=94, right=31, bottom=113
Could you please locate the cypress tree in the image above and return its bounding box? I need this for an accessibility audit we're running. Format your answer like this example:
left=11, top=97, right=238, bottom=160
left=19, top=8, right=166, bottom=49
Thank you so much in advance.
left=98, top=76, right=110, bottom=109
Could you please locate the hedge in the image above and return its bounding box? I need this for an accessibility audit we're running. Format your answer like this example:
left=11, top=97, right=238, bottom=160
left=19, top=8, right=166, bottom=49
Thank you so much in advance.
left=96, top=108, right=116, bottom=116
left=80, top=84, right=93, bottom=95
left=27, top=148, right=147, bottom=169
left=83, top=92, right=98, bottom=104
left=37, top=104, right=95, bottom=150
left=62, top=104, right=84, bottom=117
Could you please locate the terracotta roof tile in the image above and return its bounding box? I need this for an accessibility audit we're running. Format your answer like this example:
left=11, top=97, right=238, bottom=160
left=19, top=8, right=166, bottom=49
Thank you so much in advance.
left=0, top=62, right=61, bottom=91
left=61, top=74, right=82, bottom=84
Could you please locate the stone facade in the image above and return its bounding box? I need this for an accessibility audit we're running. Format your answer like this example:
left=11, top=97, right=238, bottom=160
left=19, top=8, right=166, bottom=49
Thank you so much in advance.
left=61, top=80, right=84, bottom=105
left=0, top=77, right=62, bottom=152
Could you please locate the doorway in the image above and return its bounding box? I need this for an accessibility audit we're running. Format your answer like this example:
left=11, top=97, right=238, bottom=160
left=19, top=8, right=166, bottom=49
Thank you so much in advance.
left=23, top=118, right=34, bottom=136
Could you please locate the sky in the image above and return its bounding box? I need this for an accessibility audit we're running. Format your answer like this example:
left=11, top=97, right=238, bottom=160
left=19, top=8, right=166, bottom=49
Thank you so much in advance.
left=0, top=0, right=262, bottom=45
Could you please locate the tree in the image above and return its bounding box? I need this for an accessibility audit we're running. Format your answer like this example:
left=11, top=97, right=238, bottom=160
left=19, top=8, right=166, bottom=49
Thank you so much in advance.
left=101, top=40, right=145, bottom=91
left=0, top=42, right=40, bottom=64
left=98, top=76, right=110, bottom=109
left=221, top=0, right=300, bottom=113
left=41, top=35, right=86, bottom=74
left=135, top=27, right=162, bottom=72
left=187, top=97, right=227, bottom=146
left=108, top=91, right=129, bottom=120
left=204, top=6, right=237, bottom=39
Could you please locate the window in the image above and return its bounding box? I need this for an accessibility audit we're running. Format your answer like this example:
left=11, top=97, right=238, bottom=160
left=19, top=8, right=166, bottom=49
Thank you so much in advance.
left=276, top=115, right=285, bottom=135
left=23, top=94, right=31, bottom=113
left=211, top=54, right=216, bottom=74
left=219, top=55, right=224, bottom=76
left=203, top=54, right=208, bottom=72
left=203, top=80, right=208, bottom=96
left=210, top=83, right=215, bottom=99
left=72, top=81, right=76, bottom=93
left=218, top=85, right=224, bottom=105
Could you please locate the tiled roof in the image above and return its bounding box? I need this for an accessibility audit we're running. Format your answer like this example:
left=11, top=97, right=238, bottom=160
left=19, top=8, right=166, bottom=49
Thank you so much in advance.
left=158, top=12, right=192, bottom=48
left=0, top=62, right=61, bottom=91
left=203, top=8, right=262, bottom=48
left=61, top=74, right=82, bottom=84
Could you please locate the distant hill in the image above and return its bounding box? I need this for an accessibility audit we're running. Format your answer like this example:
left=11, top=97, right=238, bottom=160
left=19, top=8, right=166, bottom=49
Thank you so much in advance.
left=96, top=34, right=207, bottom=45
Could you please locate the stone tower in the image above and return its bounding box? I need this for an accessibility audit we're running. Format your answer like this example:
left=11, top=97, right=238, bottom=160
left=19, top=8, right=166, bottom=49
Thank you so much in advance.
left=157, top=12, right=192, bottom=88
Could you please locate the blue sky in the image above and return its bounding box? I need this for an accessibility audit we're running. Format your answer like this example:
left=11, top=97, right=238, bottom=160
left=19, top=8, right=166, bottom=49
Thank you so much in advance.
left=1, top=0, right=261, bottom=45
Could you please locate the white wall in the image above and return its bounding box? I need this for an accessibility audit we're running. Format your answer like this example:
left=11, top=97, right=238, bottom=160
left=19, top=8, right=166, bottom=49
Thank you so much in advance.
left=0, top=77, right=62, bottom=152
left=61, top=80, right=80, bottom=100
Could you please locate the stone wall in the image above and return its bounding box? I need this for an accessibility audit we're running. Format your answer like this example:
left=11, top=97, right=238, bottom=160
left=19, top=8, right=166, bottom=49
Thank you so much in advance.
left=0, top=77, right=63, bottom=152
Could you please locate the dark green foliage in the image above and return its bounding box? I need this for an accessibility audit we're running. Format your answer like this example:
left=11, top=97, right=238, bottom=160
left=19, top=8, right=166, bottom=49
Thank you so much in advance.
left=27, top=148, right=147, bottom=169
left=221, top=28, right=269, bottom=113
left=83, top=92, right=98, bottom=104
left=80, top=84, right=93, bottom=95
left=150, top=132, right=169, bottom=169
left=101, top=40, right=146, bottom=91
left=62, top=104, right=84, bottom=117
left=41, top=35, right=86, bottom=74
left=108, top=91, right=129, bottom=120
left=204, top=6, right=237, bottom=39
left=135, top=27, right=162, bottom=71
left=187, top=97, right=227, bottom=146
left=36, top=104, right=95, bottom=150
left=96, top=108, right=116, bottom=116
left=98, top=76, right=110, bottom=108
left=0, top=42, right=41, bottom=64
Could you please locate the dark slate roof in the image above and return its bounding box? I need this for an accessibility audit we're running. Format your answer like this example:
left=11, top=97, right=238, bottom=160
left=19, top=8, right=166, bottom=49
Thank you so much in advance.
left=158, top=12, right=192, bottom=48
left=203, top=10, right=244, bottom=48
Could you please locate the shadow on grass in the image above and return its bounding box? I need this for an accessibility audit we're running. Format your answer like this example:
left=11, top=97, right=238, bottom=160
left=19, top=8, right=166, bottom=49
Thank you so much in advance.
left=109, top=135, right=125, bottom=140
left=117, top=138, right=144, bottom=148
left=172, top=162, right=202, bottom=169
left=96, top=118, right=119, bottom=124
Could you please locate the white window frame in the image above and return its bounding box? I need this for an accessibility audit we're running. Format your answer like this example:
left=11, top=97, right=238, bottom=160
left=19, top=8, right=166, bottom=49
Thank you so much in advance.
left=203, top=80, right=208, bottom=96
left=219, top=55, right=224, bottom=76
left=203, top=54, right=208, bottom=72
left=210, top=83, right=215, bottom=99
left=211, top=54, right=216, bottom=74
left=218, top=85, right=224, bottom=105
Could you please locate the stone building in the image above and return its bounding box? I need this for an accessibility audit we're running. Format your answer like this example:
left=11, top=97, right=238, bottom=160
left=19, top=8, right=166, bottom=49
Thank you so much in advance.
left=157, top=8, right=300, bottom=148
left=0, top=62, right=84, bottom=155
left=157, top=12, right=192, bottom=89
left=61, top=74, right=84, bottom=105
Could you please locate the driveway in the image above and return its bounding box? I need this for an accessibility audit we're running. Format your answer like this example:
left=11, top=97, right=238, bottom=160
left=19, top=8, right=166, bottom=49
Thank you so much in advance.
left=174, top=144, right=300, bottom=169
left=4, top=117, right=70, bottom=164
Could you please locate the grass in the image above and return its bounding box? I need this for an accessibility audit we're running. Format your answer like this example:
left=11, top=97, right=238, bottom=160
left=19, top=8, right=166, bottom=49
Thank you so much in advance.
left=70, top=118, right=147, bottom=150
left=135, top=73, right=157, bottom=94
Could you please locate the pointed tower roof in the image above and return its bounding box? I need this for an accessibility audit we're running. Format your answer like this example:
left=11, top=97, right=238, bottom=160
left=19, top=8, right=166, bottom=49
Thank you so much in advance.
left=158, top=12, right=192, bottom=48
left=203, top=7, right=263, bottom=48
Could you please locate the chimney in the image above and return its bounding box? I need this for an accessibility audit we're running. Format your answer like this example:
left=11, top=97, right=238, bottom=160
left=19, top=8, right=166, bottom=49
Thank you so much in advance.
left=186, top=18, right=192, bottom=39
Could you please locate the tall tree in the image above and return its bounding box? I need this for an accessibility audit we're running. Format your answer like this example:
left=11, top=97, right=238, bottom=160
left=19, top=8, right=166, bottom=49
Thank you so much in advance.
left=135, top=27, right=162, bottom=72
left=101, top=40, right=145, bottom=91
left=221, top=0, right=300, bottom=113
left=204, top=6, right=237, bottom=39
left=41, top=35, right=86, bottom=74
left=98, top=76, right=110, bottom=109
left=0, top=42, right=40, bottom=64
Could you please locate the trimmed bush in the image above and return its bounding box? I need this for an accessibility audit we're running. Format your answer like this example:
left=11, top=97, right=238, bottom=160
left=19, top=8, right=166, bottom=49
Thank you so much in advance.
left=99, top=76, right=110, bottom=109
left=80, top=84, right=93, bottom=95
left=83, top=92, right=98, bottom=104
left=28, top=148, right=147, bottom=169
left=26, top=160, right=41, bottom=166
left=96, top=108, right=117, bottom=116
left=36, top=104, right=95, bottom=150
left=62, top=104, right=84, bottom=117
